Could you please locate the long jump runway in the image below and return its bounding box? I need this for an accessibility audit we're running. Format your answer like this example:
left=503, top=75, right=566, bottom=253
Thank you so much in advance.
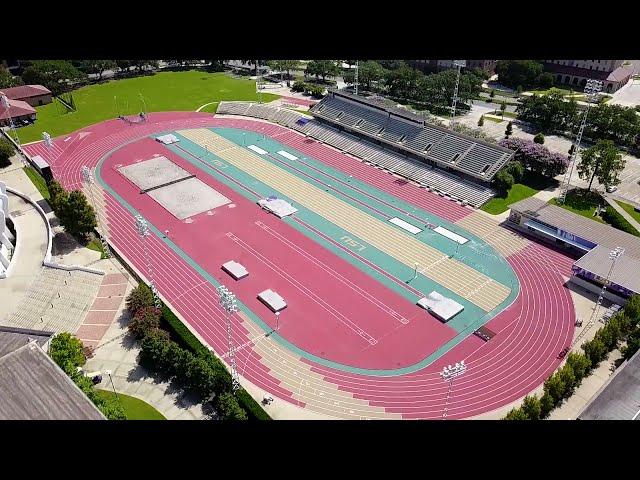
left=23, top=112, right=576, bottom=419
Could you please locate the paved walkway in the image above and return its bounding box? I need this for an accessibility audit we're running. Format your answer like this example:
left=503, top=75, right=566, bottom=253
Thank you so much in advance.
left=603, top=195, right=640, bottom=233
left=0, top=156, right=49, bottom=321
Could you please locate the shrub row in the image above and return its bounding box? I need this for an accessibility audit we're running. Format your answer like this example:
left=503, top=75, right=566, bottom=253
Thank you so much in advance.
left=127, top=284, right=269, bottom=420
left=504, top=295, right=640, bottom=420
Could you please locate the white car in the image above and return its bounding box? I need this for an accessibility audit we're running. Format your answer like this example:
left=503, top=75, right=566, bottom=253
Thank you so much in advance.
left=606, top=185, right=618, bottom=193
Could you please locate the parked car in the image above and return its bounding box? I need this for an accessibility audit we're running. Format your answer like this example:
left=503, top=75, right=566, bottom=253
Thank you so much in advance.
left=606, top=185, right=618, bottom=193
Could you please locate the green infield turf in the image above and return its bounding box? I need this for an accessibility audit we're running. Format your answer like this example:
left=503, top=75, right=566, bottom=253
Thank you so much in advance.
left=16, top=71, right=280, bottom=144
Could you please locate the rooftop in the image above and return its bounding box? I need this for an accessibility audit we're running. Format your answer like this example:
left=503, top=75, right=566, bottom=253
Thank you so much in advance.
left=573, top=244, right=640, bottom=295
left=0, top=331, right=104, bottom=420
left=0, top=98, right=36, bottom=120
left=578, top=348, right=640, bottom=420
left=0, top=84, right=51, bottom=100
left=510, top=197, right=640, bottom=259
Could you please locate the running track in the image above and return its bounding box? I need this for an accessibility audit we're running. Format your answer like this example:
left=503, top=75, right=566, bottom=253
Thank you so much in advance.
left=23, top=112, right=576, bottom=419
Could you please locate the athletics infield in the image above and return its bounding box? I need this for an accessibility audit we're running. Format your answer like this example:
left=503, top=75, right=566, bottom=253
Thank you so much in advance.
left=24, top=111, right=577, bottom=419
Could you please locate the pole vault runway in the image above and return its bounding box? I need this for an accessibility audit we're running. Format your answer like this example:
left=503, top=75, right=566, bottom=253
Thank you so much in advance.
left=22, top=112, right=576, bottom=419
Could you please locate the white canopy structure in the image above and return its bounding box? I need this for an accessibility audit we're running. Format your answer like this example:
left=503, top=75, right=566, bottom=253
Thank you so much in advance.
left=417, top=291, right=464, bottom=322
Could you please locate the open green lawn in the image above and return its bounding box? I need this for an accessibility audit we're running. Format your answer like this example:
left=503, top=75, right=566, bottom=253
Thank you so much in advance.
left=549, top=189, right=606, bottom=223
left=23, top=167, right=50, bottom=200
left=86, top=238, right=108, bottom=258
left=616, top=199, right=640, bottom=224
left=481, top=172, right=556, bottom=215
left=16, top=71, right=280, bottom=144
left=96, top=390, right=166, bottom=420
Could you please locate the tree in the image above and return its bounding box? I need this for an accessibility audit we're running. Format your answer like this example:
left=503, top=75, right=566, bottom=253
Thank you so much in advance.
left=115, top=60, right=132, bottom=74
left=417, top=69, right=482, bottom=113
left=48, top=180, right=68, bottom=215
left=505, top=121, right=513, bottom=138
left=495, top=60, right=544, bottom=89
left=543, top=373, right=565, bottom=405
left=126, top=283, right=155, bottom=316
left=500, top=101, right=507, bottom=117
left=558, top=364, right=576, bottom=398
left=0, top=138, right=16, bottom=168
left=566, top=352, right=591, bottom=381
left=305, top=60, right=340, bottom=82
left=504, top=160, right=524, bottom=183
left=623, top=295, right=640, bottom=323
left=577, top=139, right=625, bottom=191
left=521, top=395, right=542, bottom=420
left=582, top=337, right=606, bottom=366
left=216, top=392, right=248, bottom=420
left=500, top=137, right=569, bottom=178
left=357, top=61, right=385, bottom=91
left=384, top=64, right=423, bottom=100
left=533, top=132, right=545, bottom=144
left=140, top=330, right=172, bottom=371
left=58, top=190, right=97, bottom=239
left=49, top=332, right=86, bottom=375
left=0, top=66, right=23, bottom=89
left=516, top=85, right=523, bottom=95
left=568, top=144, right=576, bottom=157
left=503, top=407, right=528, bottom=420
left=490, top=89, right=495, bottom=99
left=516, top=91, right=578, bottom=133
left=539, top=392, right=555, bottom=418
left=584, top=103, right=640, bottom=148
left=492, top=169, right=514, bottom=195
left=478, top=115, right=485, bottom=127
left=21, top=60, right=85, bottom=95
left=536, top=72, right=555, bottom=89
left=128, top=306, right=162, bottom=339
left=78, top=60, right=117, bottom=80
left=268, top=60, right=301, bottom=82
left=131, top=60, right=159, bottom=74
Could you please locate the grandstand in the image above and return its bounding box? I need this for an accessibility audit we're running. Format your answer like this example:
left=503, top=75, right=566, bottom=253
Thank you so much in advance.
left=217, top=100, right=503, bottom=207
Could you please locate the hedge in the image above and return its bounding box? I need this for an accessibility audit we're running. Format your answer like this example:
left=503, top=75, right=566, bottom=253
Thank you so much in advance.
left=236, top=388, right=272, bottom=421
left=159, top=300, right=271, bottom=420
left=601, top=206, right=640, bottom=237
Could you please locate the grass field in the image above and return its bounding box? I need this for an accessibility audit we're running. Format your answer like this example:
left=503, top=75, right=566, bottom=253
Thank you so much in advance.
left=481, top=172, right=556, bottom=215
left=616, top=199, right=640, bottom=224
left=16, top=71, right=280, bottom=144
left=549, top=189, right=606, bottom=223
left=96, top=390, right=166, bottom=420
left=23, top=167, right=50, bottom=200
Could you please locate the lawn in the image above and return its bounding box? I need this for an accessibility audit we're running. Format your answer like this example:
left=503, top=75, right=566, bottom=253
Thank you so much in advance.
left=96, top=390, right=166, bottom=420
left=481, top=172, right=556, bottom=215
left=16, top=71, right=280, bottom=144
left=549, top=189, right=606, bottom=223
left=616, top=199, right=640, bottom=224
left=23, top=166, right=50, bottom=200
left=86, top=238, right=108, bottom=258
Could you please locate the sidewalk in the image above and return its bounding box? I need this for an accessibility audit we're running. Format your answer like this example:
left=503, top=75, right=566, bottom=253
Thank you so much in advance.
left=603, top=195, right=640, bottom=233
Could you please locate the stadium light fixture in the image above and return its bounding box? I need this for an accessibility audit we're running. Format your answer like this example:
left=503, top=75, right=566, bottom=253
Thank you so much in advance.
left=134, top=214, right=161, bottom=308
left=441, top=360, right=467, bottom=419
left=42, top=132, right=53, bottom=149
left=218, top=284, right=241, bottom=392
left=558, top=79, right=603, bottom=204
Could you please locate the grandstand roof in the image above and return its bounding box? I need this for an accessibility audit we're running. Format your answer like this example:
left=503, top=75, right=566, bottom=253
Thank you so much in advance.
left=573, top=244, right=640, bottom=295
left=509, top=197, right=640, bottom=259
left=0, top=326, right=53, bottom=358
left=0, top=84, right=51, bottom=100
left=578, top=348, right=640, bottom=420
left=0, top=336, right=104, bottom=420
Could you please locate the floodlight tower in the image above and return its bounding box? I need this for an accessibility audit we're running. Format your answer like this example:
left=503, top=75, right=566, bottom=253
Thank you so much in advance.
left=81, top=166, right=111, bottom=259
left=574, top=247, right=624, bottom=343
left=217, top=284, right=241, bottom=392
left=440, top=360, right=467, bottom=419
left=558, top=79, right=603, bottom=204
left=134, top=214, right=161, bottom=308
left=449, top=60, right=467, bottom=128
left=1, top=93, right=20, bottom=148
left=354, top=60, right=359, bottom=95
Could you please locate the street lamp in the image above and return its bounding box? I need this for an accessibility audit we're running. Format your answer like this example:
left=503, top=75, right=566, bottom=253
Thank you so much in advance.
left=559, top=78, right=603, bottom=203
left=275, top=311, right=281, bottom=331
left=440, top=360, right=467, bottom=419
left=104, top=369, right=120, bottom=401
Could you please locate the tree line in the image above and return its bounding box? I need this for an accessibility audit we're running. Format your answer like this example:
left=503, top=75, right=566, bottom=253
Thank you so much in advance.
left=504, top=295, right=640, bottom=420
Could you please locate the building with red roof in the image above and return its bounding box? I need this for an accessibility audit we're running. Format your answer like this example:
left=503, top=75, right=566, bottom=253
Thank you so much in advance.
left=0, top=99, right=36, bottom=127
left=543, top=60, right=633, bottom=93
left=0, top=84, right=52, bottom=107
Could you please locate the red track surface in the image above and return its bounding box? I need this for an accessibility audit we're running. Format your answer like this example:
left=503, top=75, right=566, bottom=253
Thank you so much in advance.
left=24, top=112, right=576, bottom=418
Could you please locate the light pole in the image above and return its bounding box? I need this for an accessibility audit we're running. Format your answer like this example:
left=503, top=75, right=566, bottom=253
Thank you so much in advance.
left=559, top=79, right=603, bottom=204
left=104, top=369, right=120, bottom=402
left=440, top=360, right=467, bottom=419
left=413, top=262, right=419, bottom=281
left=1, top=93, right=20, bottom=148
left=275, top=311, right=281, bottom=331
left=135, top=214, right=161, bottom=308
left=573, top=247, right=624, bottom=343
left=354, top=60, right=359, bottom=95
left=82, top=166, right=111, bottom=258
left=218, top=284, right=241, bottom=392
left=449, top=60, right=467, bottom=128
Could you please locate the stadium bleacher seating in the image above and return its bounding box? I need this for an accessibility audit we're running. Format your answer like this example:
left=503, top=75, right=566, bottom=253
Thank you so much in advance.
left=216, top=101, right=497, bottom=207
